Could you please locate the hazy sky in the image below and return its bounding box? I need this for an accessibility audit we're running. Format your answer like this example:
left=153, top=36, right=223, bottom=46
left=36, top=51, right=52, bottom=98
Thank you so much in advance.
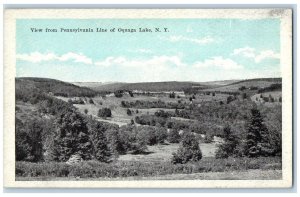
left=16, top=19, right=281, bottom=82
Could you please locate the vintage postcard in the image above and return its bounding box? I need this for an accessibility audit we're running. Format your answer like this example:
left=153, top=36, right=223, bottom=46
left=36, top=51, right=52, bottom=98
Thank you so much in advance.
left=4, top=9, right=292, bottom=188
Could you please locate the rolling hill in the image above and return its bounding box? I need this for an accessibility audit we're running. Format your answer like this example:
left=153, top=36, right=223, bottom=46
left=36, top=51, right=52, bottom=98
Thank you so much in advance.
left=71, top=78, right=282, bottom=93
left=16, top=77, right=98, bottom=97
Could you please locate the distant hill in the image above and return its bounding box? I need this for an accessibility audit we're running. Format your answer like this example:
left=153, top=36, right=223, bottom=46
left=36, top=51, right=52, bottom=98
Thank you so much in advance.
left=73, top=82, right=127, bottom=92
left=73, top=81, right=212, bottom=92
left=16, top=77, right=98, bottom=97
left=203, top=78, right=282, bottom=92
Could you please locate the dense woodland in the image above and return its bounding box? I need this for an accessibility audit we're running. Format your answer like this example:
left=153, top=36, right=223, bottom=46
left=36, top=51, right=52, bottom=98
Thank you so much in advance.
left=15, top=77, right=282, bottom=179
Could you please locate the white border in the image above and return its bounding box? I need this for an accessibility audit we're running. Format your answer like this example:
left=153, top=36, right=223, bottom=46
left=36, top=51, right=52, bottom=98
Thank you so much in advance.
left=3, top=8, right=293, bottom=188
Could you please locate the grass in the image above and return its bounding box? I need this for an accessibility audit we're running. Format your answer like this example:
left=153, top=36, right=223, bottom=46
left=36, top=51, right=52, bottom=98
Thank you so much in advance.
left=119, top=143, right=218, bottom=162
left=15, top=156, right=282, bottom=180
left=16, top=169, right=282, bottom=181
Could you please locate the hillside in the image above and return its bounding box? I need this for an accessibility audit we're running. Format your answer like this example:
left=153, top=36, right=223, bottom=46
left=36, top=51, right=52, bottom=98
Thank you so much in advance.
left=16, top=77, right=98, bottom=97
left=202, top=78, right=282, bottom=93
left=71, top=78, right=281, bottom=93
left=72, top=81, right=212, bottom=92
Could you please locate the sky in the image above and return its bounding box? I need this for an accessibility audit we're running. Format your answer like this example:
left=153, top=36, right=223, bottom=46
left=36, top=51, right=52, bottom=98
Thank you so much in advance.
left=16, top=19, right=281, bottom=82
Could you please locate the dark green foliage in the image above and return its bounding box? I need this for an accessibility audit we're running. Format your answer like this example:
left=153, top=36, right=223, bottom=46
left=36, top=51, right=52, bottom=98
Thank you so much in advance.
left=15, top=118, right=43, bottom=162
left=68, top=98, right=85, bottom=104
left=203, top=133, right=213, bottom=143
left=89, top=98, right=94, bottom=104
left=226, top=96, right=235, bottom=104
left=239, top=86, right=246, bottom=91
left=172, top=132, right=202, bottom=164
left=98, top=108, right=112, bottom=118
left=215, top=125, right=239, bottom=158
left=114, top=90, right=123, bottom=98
left=245, top=107, right=275, bottom=157
left=258, top=83, right=282, bottom=93
left=120, top=100, right=185, bottom=109
left=128, top=91, right=134, bottom=97
left=118, top=126, right=148, bottom=154
left=155, top=127, right=168, bottom=144
left=88, top=121, right=112, bottom=162
left=51, top=111, right=92, bottom=161
left=127, top=108, right=132, bottom=116
left=16, top=77, right=97, bottom=98
left=169, top=92, right=176, bottom=98
left=105, top=128, right=125, bottom=157
left=167, top=129, right=181, bottom=143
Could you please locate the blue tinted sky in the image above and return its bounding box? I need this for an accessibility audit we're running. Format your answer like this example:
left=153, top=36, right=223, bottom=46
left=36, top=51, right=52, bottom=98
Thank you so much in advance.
left=16, top=19, right=280, bottom=82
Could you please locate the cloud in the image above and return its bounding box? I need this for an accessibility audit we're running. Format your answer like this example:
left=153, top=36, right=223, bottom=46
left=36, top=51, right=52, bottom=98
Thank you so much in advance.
left=232, top=47, right=280, bottom=63
left=164, top=35, right=216, bottom=45
left=232, top=47, right=256, bottom=58
left=16, top=52, right=93, bottom=64
left=95, top=55, right=186, bottom=68
left=58, top=52, right=93, bottom=64
left=193, top=56, right=243, bottom=70
left=16, top=52, right=57, bottom=63
left=254, top=50, right=280, bottom=63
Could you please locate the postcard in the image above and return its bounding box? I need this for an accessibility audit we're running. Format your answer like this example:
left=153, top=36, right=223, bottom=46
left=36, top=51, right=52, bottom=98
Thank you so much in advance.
left=4, top=9, right=293, bottom=188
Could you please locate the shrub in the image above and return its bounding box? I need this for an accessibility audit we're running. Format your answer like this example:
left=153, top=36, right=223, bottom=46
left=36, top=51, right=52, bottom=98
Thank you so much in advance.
left=89, top=98, right=94, bottom=104
left=167, top=129, right=181, bottom=143
left=172, top=132, right=202, bottom=164
left=127, top=108, right=132, bottom=116
left=84, top=109, right=88, bottom=114
left=98, top=108, right=112, bottom=118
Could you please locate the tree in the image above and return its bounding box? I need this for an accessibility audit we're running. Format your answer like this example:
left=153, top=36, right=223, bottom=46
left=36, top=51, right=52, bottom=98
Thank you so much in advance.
left=227, top=96, right=235, bottom=104
left=169, top=92, right=175, bottom=98
left=215, top=125, right=238, bottom=158
left=84, top=109, right=88, bottom=114
left=127, top=108, right=132, bottom=116
left=89, top=121, right=112, bottom=162
left=89, top=98, right=94, bottom=104
left=172, top=132, right=202, bottom=164
left=52, top=110, right=92, bottom=161
left=98, top=108, right=112, bottom=118
left=114, top=91, right=123, bottom=98
left=242, top=93, right=247, bottom=99
left=15, top=118, right=44, bottom=162
left=244, top=107, right=270, bottom=157
left=239, top=86, right=246, bottom=91
left=128, top=91, right=134, bottom=97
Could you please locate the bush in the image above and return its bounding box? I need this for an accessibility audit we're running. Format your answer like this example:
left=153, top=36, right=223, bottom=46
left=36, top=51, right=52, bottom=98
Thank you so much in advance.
left=172, top=132, right=202, bottom=164
left=89, top=98, right=94, bottom=104
left=127, top=109, right=132, bottom=116
left=98, top=108, right=112, bottom=118
left=167, top=129, right=181, bottom=143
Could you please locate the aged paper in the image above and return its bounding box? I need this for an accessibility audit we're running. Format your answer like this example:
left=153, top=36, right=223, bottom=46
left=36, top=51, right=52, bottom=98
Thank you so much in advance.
left=4, top=9, right=292, bottom=188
